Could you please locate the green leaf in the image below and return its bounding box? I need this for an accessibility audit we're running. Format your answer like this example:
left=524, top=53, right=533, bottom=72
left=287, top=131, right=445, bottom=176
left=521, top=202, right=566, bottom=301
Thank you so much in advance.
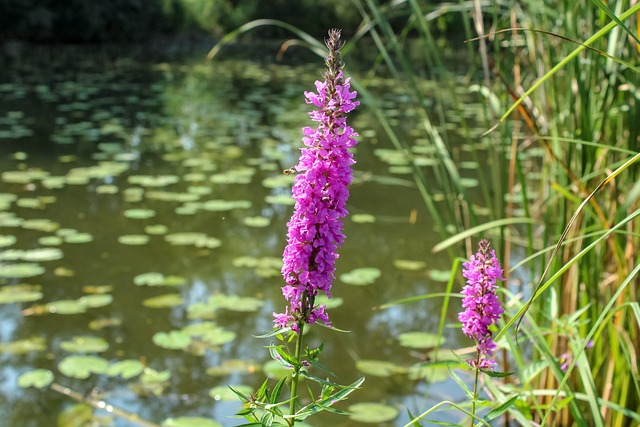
left=162, top=417, right=222, bottom=427
left=483, top=394, right=520, bottom=422
left=339, top=267, right=381, bottom=286
left=60, top=336, right=109, bottom=353
left=153, top=331, right=193, bottom=350
left=398, top=331, right=446, bottom=349
left=347, top=402, right=399, bottom=423
left=107, top=360, right=144, bottom=379
left=17, top=369, right=54, bottom=388
left=58, top=355, right=109, bottom=379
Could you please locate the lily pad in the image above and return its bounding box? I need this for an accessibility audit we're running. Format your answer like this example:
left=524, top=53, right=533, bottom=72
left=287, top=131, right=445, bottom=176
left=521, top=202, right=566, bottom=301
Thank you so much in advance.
left=348, top=402, right=399, bottom=423
left=351, top=214, right=376, bottom=223
left=142, top=293, right=183, bottom=308
left=22, top=219, right=59, bottom=232
left=107, top=360, right=145, bottom=379
left=0, top=337, right=46, bottom=354
left=205, top=359, right=258, bottom=377
left=17, top=369, right=55, bottom=389
left=314, top=294, right=343, bottom=309
left=78, top=294, right=113, bottom=308
left=201, top=329, right=237, bottom=346
left=124, top=209, right=156, bottom=219
left=162, top=417, right=222, bottom=427
left=153, top=331, right=193, bottom=350
left=209, top=385, right=252, bottom=401
left=58, top=355, right=109, bottom=379
left=164, top=232, right=207, bottom=246
left=60, top=336, right=109, bottom=353
left=118, top=234, right=150, bottom=245
left=64, top=232, right=94, bottom=244
left=201, top=199, right=251, bottom=211
left=0, top=235, right=16, bottom=248
left=0, top=263, right=45, bottom=279
left=393, top=259, right=426, bottom=271
left=264, top=194, right=295, bottom=206
left=428, top=269, right=452, bottom=283
left=340, top=268, right=381, bottom=286
left=243, top=216, right=271, bottom=227
left=398, top=332, right=445, bottom=349
left=145, top=224, right=168, bottom=235
left=0, top=285, right=43, bottom=304
left=140, top=368, right=171, bottom=384
left=407, top=365, right=450, bottom=382
left=21, top=248, right=64, bottom=262
left=355, top=360, right=404, bottom=377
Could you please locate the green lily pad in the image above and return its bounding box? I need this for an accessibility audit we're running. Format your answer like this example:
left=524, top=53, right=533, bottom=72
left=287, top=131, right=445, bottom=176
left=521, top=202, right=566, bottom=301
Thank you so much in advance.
left=209, top=385, right=252, bottom=401
left=96, top=184, right=118, bottom=194
left=78, top=294, right=113, bottom=308
left=57, top=404, right=93, bottom=427
left=0, top=235, right=16, bottom=248
left=0, top=285, right=43, bottom=304
left=314, top=294, right=343, bottom=309
left=398, top=332, right=445, bottom=349
left=162, top=417, right=222, bottom=427
left=263, top=359, right=291, bottom=380
left=60, top=336, right=109, bottom=353
left=205, top=359, right=258, bottom=377
left=0, top=263, right=45, bottom=279
left=348, top=402, right=399, bottom=423
left=428, top=269, right=452, bottom=283
left=140, top=368, right=171, bottom=384
left=393, top=259, right=426, bottom=271
left=201, top=199, right=252, bottom=211
left=153, top=331, right=193, bottom=350
left=64, top=232, right=94, bottom=244
left=340, top=267, right=381, bottom=286
left=134, top=272, right=186, bottom=287
left=407, top=365, right=450, bottom=382
left=38, top=236, right=63, bottom=246
left=351, top=214, right=376, bottom=223
left=17, top=369, right=54, bottom=389
left=58, top=355, right=109, bottom=379
left=21, top=219, right=59, bottom=232
left=118, top=234, right=150, bottom=245
left=45, top=299, right=87, bottom=314
left=243, top=216, right=271, bottom=227
left=124, top=208, right=156, bottom=219
left=21, top=248, right=64, bottom=262
left=0, top=337, right=46, bottom=354
left=164, top=232, right=207, bottom=246
left=107, top=360, right=145, bottom=379
left=142, top=293, right=183, bottom=308
left=128, top=175, right=179, bottom=187
left=261, top=174, right=295, bottom=188
left=355, top=360, right=404, bottom=377
left=264, top=194, right=295, bottom=206
left=145, top=224, right=168, bottom=235
left=181, top=321, right=219, bottom=337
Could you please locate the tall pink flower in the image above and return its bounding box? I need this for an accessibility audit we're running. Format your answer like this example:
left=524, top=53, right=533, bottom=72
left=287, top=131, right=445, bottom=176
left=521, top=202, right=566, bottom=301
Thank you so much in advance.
left=273, top=29, right=359, bottom=333
left=458, top=240, right=504, bottom=370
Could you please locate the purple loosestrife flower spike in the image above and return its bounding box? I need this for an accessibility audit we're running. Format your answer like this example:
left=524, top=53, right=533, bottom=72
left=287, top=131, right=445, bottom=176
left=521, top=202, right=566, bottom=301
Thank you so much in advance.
left=273, top=29, right=359, bottom=333
left=458, top=239, right=505, bottom=370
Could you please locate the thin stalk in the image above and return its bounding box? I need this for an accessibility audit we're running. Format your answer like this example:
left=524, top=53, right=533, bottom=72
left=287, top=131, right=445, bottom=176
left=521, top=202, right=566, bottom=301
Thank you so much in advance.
left=288, top=321, right=305, bottom=426
left=470, top=354, right=480, bottom=427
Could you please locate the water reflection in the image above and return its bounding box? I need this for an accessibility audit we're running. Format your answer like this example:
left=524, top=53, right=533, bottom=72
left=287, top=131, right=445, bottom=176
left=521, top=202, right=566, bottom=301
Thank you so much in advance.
left=0, top=47, right=473, bottom=426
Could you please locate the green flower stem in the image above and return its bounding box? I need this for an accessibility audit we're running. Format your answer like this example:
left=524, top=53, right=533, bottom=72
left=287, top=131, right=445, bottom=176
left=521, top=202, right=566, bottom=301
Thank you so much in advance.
left=471, top=350, right=480, bottom=427
left=288, top=321, right=305, bottom=426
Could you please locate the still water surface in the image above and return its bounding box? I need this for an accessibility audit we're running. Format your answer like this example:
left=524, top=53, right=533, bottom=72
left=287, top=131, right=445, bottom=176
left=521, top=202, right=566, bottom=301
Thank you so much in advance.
left=0, top=46, right=478, bottom=426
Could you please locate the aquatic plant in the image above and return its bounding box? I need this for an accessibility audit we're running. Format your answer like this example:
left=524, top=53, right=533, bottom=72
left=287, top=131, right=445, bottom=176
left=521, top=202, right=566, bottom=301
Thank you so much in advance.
left=232, top=29, right=363, bottom=427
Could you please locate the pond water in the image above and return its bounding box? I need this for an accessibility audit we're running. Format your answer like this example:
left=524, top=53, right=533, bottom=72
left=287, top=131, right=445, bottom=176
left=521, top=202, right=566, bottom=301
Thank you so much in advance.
left=0, top=45, right=483, bottom=426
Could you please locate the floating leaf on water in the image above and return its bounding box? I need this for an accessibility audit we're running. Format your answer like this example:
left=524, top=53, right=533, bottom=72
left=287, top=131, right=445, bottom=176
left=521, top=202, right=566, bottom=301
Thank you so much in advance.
left=231, top=256, right=258, bottom=268
left=187, top=185, right=212, bottom=196
left=348, top=402, right=399, bottom=423
left=140, top=368, right=171, bottom=384
left=78, top=294, right=113, bottom=308
left=340, top=268, right=381, bottom=286
left=142, top=293, right=183, bottom=308
left=153, top=331, right=192, bottom=350
left=314, top=294, right=343, bottom=309
left=128, top=175, right=179, bottom=187
left=89, top=317, right=122, bottom=330
left=181, top=321, right=219, bottom=337
left=57, top=403, right=93, bottom=427
left=162, top=417, right=222, bottom=427
left=145, top=224, right=168, bottom=235
left=41, top=177, right=66, bottom=189
left=263, top=360, right=291, bottom=380
left=264, top=194, right=294, bottom=206
left=64, top=232, right=94, bottom=244
left=81, top=285, right=112, bottom=294
left=107, top=360, right=144, bottom=379
left=0, top=285, right=43, bottom=304
left=118, top=234, right=150, bottom=245
left=38, top=236, right=63, bottom=246
left=209, top=385, right=252, bottom=401
left=393, top=259, right=426, bottom=271
left=164, top=232, right=207, bottom=246
left=22, top=219, right=60, bottom=233
left=58, top=355, right=109, bottom=379
left=243, top=216, right=270, bottom=227
left=124, top=209, right=156, bottom=219
left=134, top=272, right=164, bottom=286
left=195, top=237, right=222, bottom=249
left=21, top=248, right=64, bottom=262
left=355, top=360, right=404, bottom=377
left=0, top=337, right=46, bottom=354
left=428, top=269, right=452, bottom=283
left=123, top=187, right=145, bottom=202
left=17, top=369, right=54, bottom=389
left=60, top=336, right=109, bottom=353
left=207, top=294, right=264, bottom=312
left=398, top=332, right=446, bottom=349
left=261, top=174, right=295, bottom=189
left=96, top=185, right=119, bottom=194
left=0, top=235, right=16, bottom=248
left=146, top=191, right=199, bottom=203
left=16, top=198, right=46, bottom=209
left=351, top=214, right=376, bottom=223
left=0, top=262, right=45, bottom=279
left=45, top=299, right=87, bottom=315
left=54, top=266, right=75, bottom=277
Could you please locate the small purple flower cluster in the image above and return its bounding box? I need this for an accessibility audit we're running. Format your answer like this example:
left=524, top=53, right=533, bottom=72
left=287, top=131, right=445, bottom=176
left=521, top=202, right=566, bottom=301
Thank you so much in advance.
left=459, top=240, right=504, bottom=370
left=274, top=29, right=359, bottom=333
